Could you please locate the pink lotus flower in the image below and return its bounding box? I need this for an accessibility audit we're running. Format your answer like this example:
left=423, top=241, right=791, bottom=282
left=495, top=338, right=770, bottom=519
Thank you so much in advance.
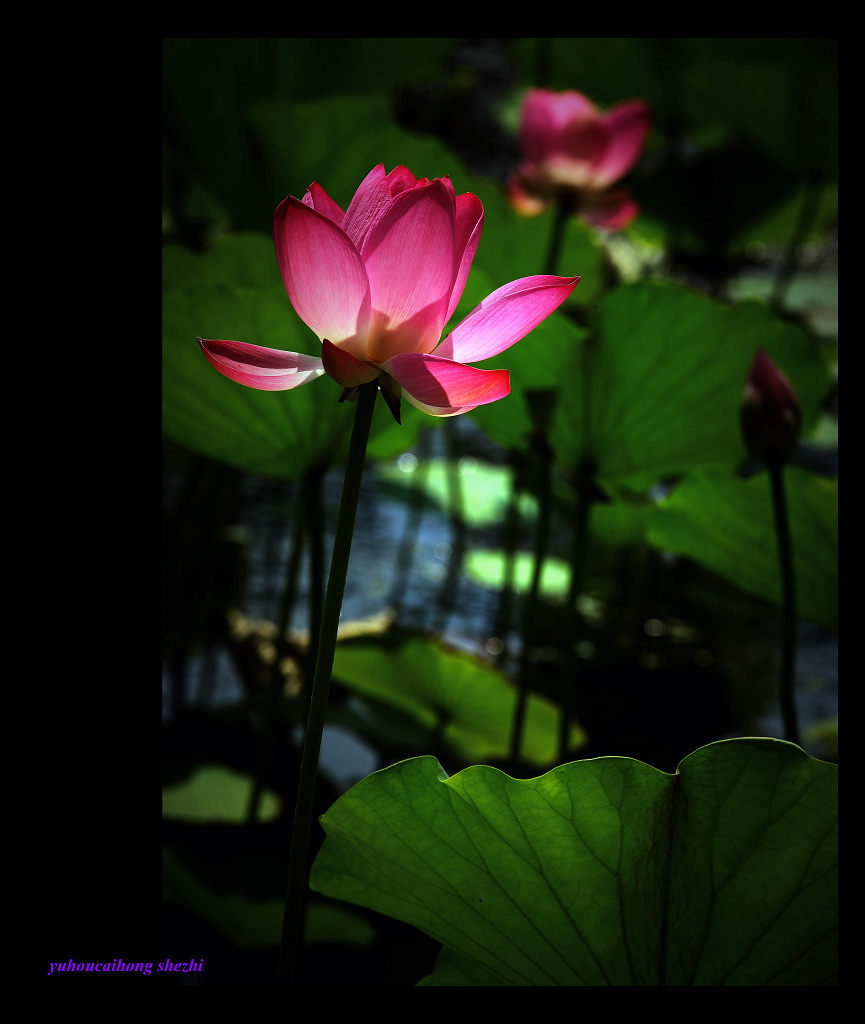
left=199, top=164, right=579, bottom=420
left=741, top=348, right=802, bottom=465
left=506, top=89, right=650, bottom=231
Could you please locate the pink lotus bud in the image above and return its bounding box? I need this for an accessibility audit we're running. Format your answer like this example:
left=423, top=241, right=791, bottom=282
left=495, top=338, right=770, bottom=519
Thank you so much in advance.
left=741, top=348, right=802, bottom=465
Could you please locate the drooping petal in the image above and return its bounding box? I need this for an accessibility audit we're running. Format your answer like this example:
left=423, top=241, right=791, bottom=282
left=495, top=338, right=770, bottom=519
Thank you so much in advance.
left=504, top=173, right=548, bottom=216
left=273, top=196, right=372, bottom=362
left=321, top=338, right=381, bottom=388
left=383, top=352, right=510, bottom=417
left=361, top=179, right=457, bottom=362
left=434, top=275, right=580, bottom=364
left=445, top=191, right=484, bottom=324
left=198, top=338, right=325, bottom=391
left=592, top=101, right=651, bottom=186
left=302, top=181, right=345, bottom=226
left=580, top=187, right=639, bottom=231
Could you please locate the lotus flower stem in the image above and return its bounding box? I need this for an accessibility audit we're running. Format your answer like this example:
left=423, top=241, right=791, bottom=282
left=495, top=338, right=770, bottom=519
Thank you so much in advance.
left=303, top=468, right=326, bottom=680
left=509, top=195, right=572, bottom=766
left=545, top=193, right=575, bottom=275
left=560, top=487, right=592, bottom=762
left=277, top=378, right=379, bottom=985
left=770, top=172, right=823, bottom=314
left=510, top=428, right=554, bottom=768
left=246, top=483, right=304, bottom=826
left=768, top=462, right=800, bottom=746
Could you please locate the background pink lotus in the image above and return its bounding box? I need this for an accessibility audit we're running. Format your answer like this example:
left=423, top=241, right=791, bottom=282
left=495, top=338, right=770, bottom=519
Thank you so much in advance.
left=200, top=163, right=579, bottom=419
left=506, top=88, right=651, bottom=230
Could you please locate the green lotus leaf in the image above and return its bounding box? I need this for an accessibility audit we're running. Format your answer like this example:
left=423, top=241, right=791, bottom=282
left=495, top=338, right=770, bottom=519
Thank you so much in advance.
left=162, top=764, right=280, bottom=824
left=647, top=467, right=837, bottom=629
left=311, top=738, right=837, bottom=985
left=331, top=635, right=585, bottom=766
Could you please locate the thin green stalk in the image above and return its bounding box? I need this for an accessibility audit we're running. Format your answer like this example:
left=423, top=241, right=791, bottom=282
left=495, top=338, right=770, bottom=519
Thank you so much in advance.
left=246, top=483, right=306, bottom=827
left=770, top=172, right=823, bottom=314
left=509, top=432, right=552, bottom=768
left=768, top=462, right=800, bottom=746
left=559, top=488, right=592, bottom=762
left=545, top=193, right=574, bottom=276
left=508, top=195, right=570, bottom=768
left=277, top=379, right=379, bottom=986
left=304, top=469, right=326, bottom=682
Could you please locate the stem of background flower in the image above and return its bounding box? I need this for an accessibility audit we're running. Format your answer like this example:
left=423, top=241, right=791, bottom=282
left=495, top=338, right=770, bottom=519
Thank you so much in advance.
left=508, top=194, right=572, bottom=768
left=770, top=170, right=823, bottom=315
left=246, top=482, right=306, bottom=827
left=545, top=193, right=575, bottom=276
left=768, top=461, right=800, bottom=746
left=509, top=430, right=552, bottom=769
left=559, top=486, right=592, bottom=762
left=276, top=378, right=379, bottom=986
left=304, top=469, right=326, bottom=682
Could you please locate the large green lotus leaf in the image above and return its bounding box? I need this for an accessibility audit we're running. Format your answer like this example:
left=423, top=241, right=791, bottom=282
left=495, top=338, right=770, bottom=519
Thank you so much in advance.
left=468, top=280, right=827, bottom=482
left=162, top=270, right=418, bottom=477
left=310, top=738, right=837, bottom=985
left=163, top=280, right=353, bottom=478
left=331, top=636, right=586, bottom=766
left=552, top=280, right=827, bottom=492
left=647, top=467, right=837, bottom=629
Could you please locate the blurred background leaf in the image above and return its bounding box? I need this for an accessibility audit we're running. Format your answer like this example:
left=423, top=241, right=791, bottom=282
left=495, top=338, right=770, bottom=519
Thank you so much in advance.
left=647, top=468, right=838, bottom=629
left=332, top=634, right=586, bottom=767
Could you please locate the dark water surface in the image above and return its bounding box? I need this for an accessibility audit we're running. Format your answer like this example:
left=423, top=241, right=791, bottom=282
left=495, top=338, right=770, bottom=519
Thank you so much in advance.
left=163, top=414, right=837, bottom=788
